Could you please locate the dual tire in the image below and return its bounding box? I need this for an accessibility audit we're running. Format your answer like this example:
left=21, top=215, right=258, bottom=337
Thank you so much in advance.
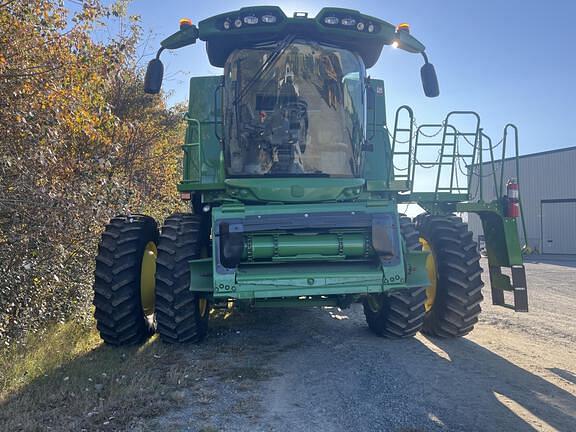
left=363, top=214, right=483, bottom=338
left=363, top=216, right=427, bottom=338
left=93, top=213, right=208, bottom=345
left=416, top=214, right=484, bottom=337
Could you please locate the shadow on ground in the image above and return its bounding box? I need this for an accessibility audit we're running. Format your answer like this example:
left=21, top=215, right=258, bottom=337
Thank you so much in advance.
left=423, top=336, right=576, bottom=431
left=2, top=308, right=575, bottom=432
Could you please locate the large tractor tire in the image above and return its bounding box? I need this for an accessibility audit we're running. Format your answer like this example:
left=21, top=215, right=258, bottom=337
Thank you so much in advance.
left=93, top=215, right=159, bottom=345
left=416, top=214, right=483, bottom=337
left=363, top=216, right=427, bottom=338
left=155, top=213, right=209, bottom=343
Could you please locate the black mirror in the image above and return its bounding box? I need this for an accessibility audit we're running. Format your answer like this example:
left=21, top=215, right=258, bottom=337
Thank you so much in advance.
left=144, top=58, right=164, bottom=94
left=421, top=62, right=439, bottom=98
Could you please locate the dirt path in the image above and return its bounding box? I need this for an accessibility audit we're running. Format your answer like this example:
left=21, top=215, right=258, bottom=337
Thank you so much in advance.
left=154, top=259, right=576, bottom=432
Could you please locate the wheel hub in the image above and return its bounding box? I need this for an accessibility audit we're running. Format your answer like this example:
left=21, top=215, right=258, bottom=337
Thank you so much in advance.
left=140, top=241, right=157, bottom=316
left=419, top=237, right=438, bottom=312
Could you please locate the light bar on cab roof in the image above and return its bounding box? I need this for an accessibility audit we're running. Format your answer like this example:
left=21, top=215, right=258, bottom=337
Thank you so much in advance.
left=261, top=14, right=277, bottom=24
left=244, top=15, right=258, bottom=25
left=220, top=10, right=283, bottom=31
left=319, top=10, right=378, bottom=33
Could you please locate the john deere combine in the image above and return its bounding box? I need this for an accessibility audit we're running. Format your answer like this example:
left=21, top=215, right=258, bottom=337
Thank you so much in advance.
left=93, top=7, right=529, bottom=345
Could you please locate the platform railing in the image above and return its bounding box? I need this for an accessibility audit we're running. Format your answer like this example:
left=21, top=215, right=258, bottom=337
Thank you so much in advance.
left=183, top=115, right=201, bottom=183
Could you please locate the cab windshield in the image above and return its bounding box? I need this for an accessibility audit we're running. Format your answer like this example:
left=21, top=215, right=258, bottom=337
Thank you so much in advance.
left=223, top=39, right=366, bottom=177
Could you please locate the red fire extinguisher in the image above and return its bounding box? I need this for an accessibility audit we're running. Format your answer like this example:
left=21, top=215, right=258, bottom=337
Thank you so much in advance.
left=506, top=179, right=520, bottom=218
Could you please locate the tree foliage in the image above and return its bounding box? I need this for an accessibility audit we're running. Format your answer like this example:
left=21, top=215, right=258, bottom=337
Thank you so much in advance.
left=0, top=0, right=185, bottom=344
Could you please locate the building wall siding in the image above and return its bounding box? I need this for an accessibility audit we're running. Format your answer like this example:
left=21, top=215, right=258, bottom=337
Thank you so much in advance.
left=468, top=147, right=576, bottom=253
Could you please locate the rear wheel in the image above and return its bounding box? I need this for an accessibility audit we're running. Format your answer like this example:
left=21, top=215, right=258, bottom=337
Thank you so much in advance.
left=155, top=213, right=209, bottom=343
left=93, top=214, right=158, bottom=345
left=416, top=214, right=484, bottom=337
left=363, top=216, right=427, bottom=338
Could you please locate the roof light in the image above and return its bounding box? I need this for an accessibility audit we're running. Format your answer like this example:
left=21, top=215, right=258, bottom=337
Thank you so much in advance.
left=356, top=22, right=365, bottom=31
left=341, top=17, right=356, bottom=27
left=397, top=23, right=410, bottom=33
left=244, top=15, right=259, bottom=25
left=234, top=18, right=243, bottom=28
left=223, top=20, right=231, bottom=30
left=324, top=16, right=339, bottom=25
left=179, top=18, right=193, bottom=30
left=261, top=14, right=277, bottom=24
left=367, top=23, right=375, bottom=33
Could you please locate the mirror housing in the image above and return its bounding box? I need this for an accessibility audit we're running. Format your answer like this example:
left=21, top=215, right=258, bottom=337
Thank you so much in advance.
left=144, top=58, right=164, bottom=94
left=421, top=62, right=439, bottom=98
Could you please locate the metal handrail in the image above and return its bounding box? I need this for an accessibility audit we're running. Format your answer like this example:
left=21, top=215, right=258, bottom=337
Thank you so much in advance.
left=444, top=111, right=481, bottom=196
left=501, top=124, right=529, bottom=247
left=183, top=115, right=201, bottom=182
left=481, top=131, right=500, bottom=200
left=389, top=105, right=414, bottom=187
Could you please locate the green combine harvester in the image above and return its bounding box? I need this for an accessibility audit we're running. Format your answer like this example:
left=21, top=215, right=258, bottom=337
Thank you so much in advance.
left=93, top=7, right=529, bottom=345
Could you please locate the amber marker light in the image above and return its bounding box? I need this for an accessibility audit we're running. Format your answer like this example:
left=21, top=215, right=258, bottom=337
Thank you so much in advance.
left=179, top=18, right=193, bottom=29
left=396, top=22, right=410, bottom=33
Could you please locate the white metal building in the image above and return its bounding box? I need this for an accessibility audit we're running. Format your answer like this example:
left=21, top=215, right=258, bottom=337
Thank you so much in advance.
left=468, top=146, right=576, bottom=255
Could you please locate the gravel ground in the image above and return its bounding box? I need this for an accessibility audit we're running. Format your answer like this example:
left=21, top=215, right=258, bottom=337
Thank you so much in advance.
left=153, top=258, right=576, bottom=432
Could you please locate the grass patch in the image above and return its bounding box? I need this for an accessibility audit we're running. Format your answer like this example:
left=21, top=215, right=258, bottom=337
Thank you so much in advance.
left=0, top=310, right=285, bottom=431
left=0, top=319, right=204, bottom=431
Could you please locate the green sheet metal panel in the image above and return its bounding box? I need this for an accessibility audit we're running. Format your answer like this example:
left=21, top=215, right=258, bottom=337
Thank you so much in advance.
left=180, top=76, right=225, bottom=190
left=363, top=78, right=391, bottom=187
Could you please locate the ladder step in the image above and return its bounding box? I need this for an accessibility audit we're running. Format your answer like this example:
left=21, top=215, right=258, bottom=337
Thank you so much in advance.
left=414, top=143, right=454, bottom=147
left=512, top=266, right=529, bottom=312
left=394, top=128, right=412, bottom=132
left=393, top=152, right=411, bottom=155
left=445, top=132, right=478, bottom=137
left=489, top=265, right=529, bottom=312
left=436, top=188, right=468, bottom=191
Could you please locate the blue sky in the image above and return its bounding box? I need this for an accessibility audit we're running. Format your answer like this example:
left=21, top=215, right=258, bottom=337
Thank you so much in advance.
left=124, top=0, right=576, bottom=157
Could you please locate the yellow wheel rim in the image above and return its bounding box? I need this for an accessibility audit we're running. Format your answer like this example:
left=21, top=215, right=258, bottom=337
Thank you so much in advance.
left=419, top=237, right=438, bottom=313
left=140, top=241, right=157, bottom=316
left=198, top=298, right=208, bottom=318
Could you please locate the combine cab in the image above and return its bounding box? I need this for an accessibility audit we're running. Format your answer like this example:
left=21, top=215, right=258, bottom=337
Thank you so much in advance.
left=93, top=7, right=528, bottom=345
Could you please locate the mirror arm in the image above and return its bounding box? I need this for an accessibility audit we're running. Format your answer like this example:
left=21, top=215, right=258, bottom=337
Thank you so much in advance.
left=155, top=47, right=165, bottom=60
left=421, top=51, right=429, bottom=64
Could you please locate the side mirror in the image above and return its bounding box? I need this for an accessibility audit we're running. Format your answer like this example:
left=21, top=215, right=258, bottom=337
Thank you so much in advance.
left=144, top=58, right=164, bottom=94
left=421, top=62, right=439, bottom=98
